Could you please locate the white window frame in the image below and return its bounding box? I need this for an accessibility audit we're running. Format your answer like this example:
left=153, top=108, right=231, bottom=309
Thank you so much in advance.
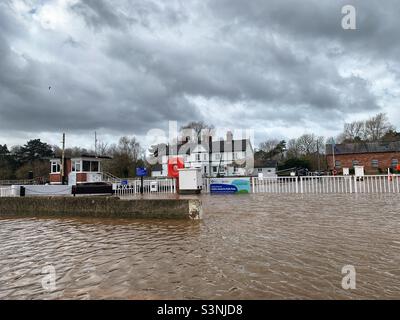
left=72, top=160, right=82, bottom=172
left=51, top=161, right=61, bottom=173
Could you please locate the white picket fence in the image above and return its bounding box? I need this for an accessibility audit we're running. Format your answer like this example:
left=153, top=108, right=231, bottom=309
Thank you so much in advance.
left=251, top=175, right=400, bottom=194
left=113, top=178, right=177, bottom=196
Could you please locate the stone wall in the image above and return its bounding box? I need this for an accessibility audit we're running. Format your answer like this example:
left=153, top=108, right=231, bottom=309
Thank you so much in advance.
left=0, top=197, right=202, bottom=220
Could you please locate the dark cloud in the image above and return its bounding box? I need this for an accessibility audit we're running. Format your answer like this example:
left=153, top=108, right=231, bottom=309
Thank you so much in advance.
left=0, top=0, right=399, bottom=147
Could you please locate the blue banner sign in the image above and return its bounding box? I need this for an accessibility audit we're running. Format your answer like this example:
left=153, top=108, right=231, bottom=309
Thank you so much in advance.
left=210, top=178, right=251, bottom=194
left=136, top=167, right=148, bottom=177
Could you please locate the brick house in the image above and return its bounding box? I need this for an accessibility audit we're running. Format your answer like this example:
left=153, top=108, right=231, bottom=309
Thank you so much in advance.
left=49, top=155, right=110, bottom=185
left=326, top=141, right=400, bottom=174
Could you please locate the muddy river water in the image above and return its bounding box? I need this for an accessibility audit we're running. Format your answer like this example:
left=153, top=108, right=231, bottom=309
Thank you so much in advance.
left=1, top=194, right=399, bottom=299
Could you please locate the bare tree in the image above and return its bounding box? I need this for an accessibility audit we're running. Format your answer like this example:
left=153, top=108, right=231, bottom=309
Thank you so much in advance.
left=180, top=121, right=214, bottom=141
left=364, top=113, right=394, bottom=141
left=259, top=139, right=280, bottom=154
left=338, top=113, right=394, bottom=142
left=296, top=134, right=320, bottom=155
left=286, top=138, right=301, bottom=159
left=339, top=120, right=365, bottom=142
left=96, top=141, right=109, bottom=156
left=103, top=136, right=142, bottom=177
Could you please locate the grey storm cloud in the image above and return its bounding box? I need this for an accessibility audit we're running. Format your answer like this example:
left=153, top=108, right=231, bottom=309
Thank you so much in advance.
left=0, top=0, right=399, bottom=146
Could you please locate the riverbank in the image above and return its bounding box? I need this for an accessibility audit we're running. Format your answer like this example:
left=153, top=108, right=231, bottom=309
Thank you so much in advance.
left=0, top=197, right=202, bottom=220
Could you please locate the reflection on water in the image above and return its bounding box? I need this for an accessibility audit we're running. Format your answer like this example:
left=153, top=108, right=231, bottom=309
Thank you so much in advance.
left=1, top=194, right=400, bottom=299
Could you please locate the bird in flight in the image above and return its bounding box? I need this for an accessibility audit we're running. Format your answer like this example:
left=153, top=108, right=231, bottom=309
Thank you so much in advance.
left=49, top=86, right=51, bottom=90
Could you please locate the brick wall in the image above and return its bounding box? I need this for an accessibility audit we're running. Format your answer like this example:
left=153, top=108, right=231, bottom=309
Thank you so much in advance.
left=327, top=152, right=400, bottom=174
left=76, top=172, right=87, bottom=182
left=49, top=174, right=61, bottom=184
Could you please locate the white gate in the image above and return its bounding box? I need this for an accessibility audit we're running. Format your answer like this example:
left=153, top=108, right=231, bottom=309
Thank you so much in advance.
left=113, top=178, right=176, bottom=196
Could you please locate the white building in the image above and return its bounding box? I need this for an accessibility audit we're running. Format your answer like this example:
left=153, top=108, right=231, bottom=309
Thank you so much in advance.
left=151, top=132, right=254, bottom=177
left=252, top=160, right=278, bottom=177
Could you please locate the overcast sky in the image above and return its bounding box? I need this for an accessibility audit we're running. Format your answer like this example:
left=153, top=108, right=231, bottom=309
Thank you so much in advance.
left=1, top=0, right=400, bottom=150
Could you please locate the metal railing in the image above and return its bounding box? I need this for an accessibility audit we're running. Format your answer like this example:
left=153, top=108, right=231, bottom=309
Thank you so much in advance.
left=113, top=178, right=176, bottom=196
left=0, top=179, right=36, bottom=186
left=101, top=172, right=122, bottom=184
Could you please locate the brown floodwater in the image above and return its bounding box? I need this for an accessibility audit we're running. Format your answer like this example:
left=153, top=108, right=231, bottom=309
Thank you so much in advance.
left=0, top=193, right=400, bottom=300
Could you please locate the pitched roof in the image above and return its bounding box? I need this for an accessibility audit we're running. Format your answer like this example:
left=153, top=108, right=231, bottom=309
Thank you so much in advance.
left=326, top=141, right=400, bottom=155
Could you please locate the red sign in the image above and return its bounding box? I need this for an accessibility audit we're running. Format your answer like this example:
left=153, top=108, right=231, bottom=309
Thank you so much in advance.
left=396, top=164, right=400, bottom=171
left=167, top=157, right=184, bottom=178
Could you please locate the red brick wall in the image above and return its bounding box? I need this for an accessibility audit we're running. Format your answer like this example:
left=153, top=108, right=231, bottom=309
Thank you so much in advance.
left=76, top=173, right=87, bottom=182
left=65, top=159, right=72, bottom=176
left=327, top=152, right=400, bottom=174
left=50, top=174, right=61, bottom=184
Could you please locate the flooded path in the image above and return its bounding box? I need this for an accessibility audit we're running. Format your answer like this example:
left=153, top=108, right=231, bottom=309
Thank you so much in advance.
left=1, top=194, right=400, bottom=299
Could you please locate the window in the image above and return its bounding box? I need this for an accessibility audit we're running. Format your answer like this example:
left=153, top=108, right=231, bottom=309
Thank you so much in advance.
left=234, top=167, right=238, bottom=173
left=203, top=154, right=207, bottom=161
left=371, top=159, right=379, bottom=168
left=212, top=166, right=218, bottom=173
left=232, top=152, right=236, bottom=160
left=196, top=154, right=201, bottom=161
left=91, top=161, right=99, bottom=172
left=392, top=159, right=399, bottom=168
left=204, top=166, right=207, bottom=173
left=82, top=161, right=91, bottom=172
left=258, top=168, right=262, bottom=172
left=335, top=160, right=341, bottom=168
left=214, top=153, right=221, bottom=160
left=72, top=160, right=81, bottom=172
left=352, top=160, right=359, bottom=167
left=51, top=161, right=61, bottom=173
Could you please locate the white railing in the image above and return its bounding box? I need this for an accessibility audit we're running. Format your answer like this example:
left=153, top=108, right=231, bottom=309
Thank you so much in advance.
left=202, top=175, right=400, bottom=194
left=0, top=186, right=17, bottom=197
left=250, top=175, right=400, bottom=194
left=102, top=172, right=122, bottom=184
left=113, top=178, right=176, bottom=196
left=252, top=176, right=298, bottom=194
